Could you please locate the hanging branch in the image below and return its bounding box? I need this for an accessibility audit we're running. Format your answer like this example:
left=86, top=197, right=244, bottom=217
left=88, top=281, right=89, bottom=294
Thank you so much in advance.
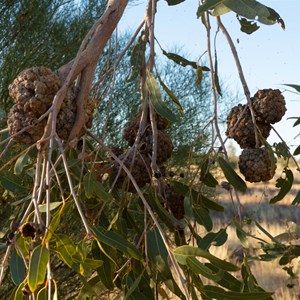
left=216, top=16, right=260, bottom=148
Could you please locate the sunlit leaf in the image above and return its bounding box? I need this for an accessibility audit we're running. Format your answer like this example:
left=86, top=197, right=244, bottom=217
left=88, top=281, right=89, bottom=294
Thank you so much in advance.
left=146, top=72, right=179, bottom=123
left=211, top=3, right=231, bottom=16
left=10, top=249, right=26, bottom=285
left=37, top=286, right=47, bottom=300
left=14, top=152, right=30, bottom=175
left=173, top=245, right=238, bottom=271
left=92, top=226, right=142, bottom=260
left=14, top=280, right=27, bottom=300
left=38, top=202, right=62, bottom=213
left=217, top=157, right=247, bottom=192
left=270, top=168, right=293, bottom=204
left=197, top=0, right=223, bottom=17
left=28, top=245, right=49, bottom=292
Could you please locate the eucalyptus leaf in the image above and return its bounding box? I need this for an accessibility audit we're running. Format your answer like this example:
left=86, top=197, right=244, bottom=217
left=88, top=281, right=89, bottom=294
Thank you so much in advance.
left=28, top=245, right=49, bottom=292
left=270, top=168, right=293, bottom=204
left=14, top=152, right=30, bottom=175
left=217, top=157, right=247, bottom=192
left=10, top=249, right=26, bottom=285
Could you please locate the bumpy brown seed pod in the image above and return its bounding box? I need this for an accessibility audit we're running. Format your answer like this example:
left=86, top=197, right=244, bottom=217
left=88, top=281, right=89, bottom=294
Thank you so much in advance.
left=226, top=104, right=271, bottom=149
left=164, top=185, right=185, bottom=220
left=7, top=67, right=94, bottom=144
left=252, top=89, right=286, bottom=124
left=124, top=111, right=169, bottom=146
left=238, top=147, right=276, bottom=182
left=111, top=152, right=151, bottom=193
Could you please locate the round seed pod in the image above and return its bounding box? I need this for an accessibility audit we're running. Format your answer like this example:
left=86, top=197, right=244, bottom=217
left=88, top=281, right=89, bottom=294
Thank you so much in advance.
left=252, top=89, right=286, bottom=124
left=111, top=152, right=151, bottom=193
left=164, top=185, right=185, bottom=220
left=7, top=67, right=94, bottom=144
left=238, top=147, right=276, bottom=182
left=124, top=111, right=169, bottom=146
left=226, top=104, right=271, bottom=149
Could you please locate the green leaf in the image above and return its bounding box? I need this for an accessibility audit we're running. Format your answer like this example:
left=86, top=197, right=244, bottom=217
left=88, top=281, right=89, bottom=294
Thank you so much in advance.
left=173, top=245, right=238, bottom=271
left=28, top=245, right=49, bottom=292
left=83, top=171, right=95, bottom=199
left=126, top=30, right=148, bottom=82
left=37, top=286, right=47, bottom=300
left=14, top=281, right=27, bottom=300
left=193, top=207, right=213, bottom=231
left=201, top=285, right=273, bottom=299
left=124, top=273, right=143, bottom=300
left=223, top=0, right=271, bottom=24
left=92, top=241, right=115, bottom=290
left=14, top=152, right=30, bottom=175
left=279, top=245, right=300, bottom=265
left=187, top=257, right=223, bottom=281
left=94, top=183, right=113, bottom=202
left=292, top=191, right=300, bottom=205
left=270, top=168, right=293, bottom=204
left=211, top=3, right=231, bottom=16
left=293, top=145, right=300, bottom=156
left=198, top=228, right=228, bottom=250
left=38, top=201, right=62, bottom=213
left=197, top=0, right=223, bottom=17
left=54, top=234, right=79, bottom=271
left=146, top=72, right=178, bottom=123
left=217, top=156, right=247, bottom=192
left=236, top=223, right=249, bottom=248
left=92, top=226, right=142, bottom=260
left=77, top=275, right=105, bottom=300
left=238, top=17, right=260, bottom=34
left=81, top=258, right=103, bottom=270
left=0, top=171, right=28, bottom=194
left=214, top=56, right=222, bottom=96
left=284, top=84, right=300, bottom=93
left=157, top=75, right=184, bottom=116
left=10, top=249, right=26, bottom=285
left=165, top=0, right=185, bottom=5
left=147, top=229, right=185, bottom=298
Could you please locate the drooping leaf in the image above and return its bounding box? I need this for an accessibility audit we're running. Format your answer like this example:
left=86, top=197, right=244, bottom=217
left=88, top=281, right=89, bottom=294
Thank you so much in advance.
left=37, top=286, right=47, bottom=300
left=28, top=245, right=49, bottom=292
left=14, top=152, right=30, bottom=175
left=279, top=245, right=300, bottom=265
left=217, top=156, right=247, bottom=192
left=284, top=84, right=300, bottom=93
left=270, top=168, right=293, bottom=204
left=0, top=171, right=28, bottom=194
left=92, top=241, right=115, bottom=290
left=292, top=191, right=300, bottom=206
left=157, top=74, right=184, bottom=116
left=184, top=193, right=194, bottom=218
left=165, top=0, right=185, bottom=5
left=187, top=257, right=223, bottom=281
left=126, top=30, right=148, bottom=82
left=197, top=0, right=223, bottom=17
left=77, top=275, right=106, bottom=300
left=198, top=228, right=228, bottom=250
left=200, top=157, right=218, bottom=187
left=205, top=263, right=243, bottom=292
left=236, top=223, right=249, bottom=248
left=201, top=285, right=273, bottom=300
left=10, top=248, right=26, bottom=285
left=195, top=66, right=203, bottom=85
left=92, top=226, right=142, bottom=260
left=38, top=201, right=62, bottom=213
left=14, top=281, right=27, bottom=300
left=238, top=17, right=260, bottom=34
left=193, top=207, right=213, bottom=231
left=146, top=71, right=178, bottom=123
left=293, top=145, right=300, bottom=156
left=211, top=3, right=231, bottom=16
left=173, top=245, right=238, bottom=271
left=147, top=229, right=185, bottom=298
left=273, top=142, right=290, bottom=159
left=124, top=273, right=143, bottom=300
left=214, top=56, right=222, bottom=96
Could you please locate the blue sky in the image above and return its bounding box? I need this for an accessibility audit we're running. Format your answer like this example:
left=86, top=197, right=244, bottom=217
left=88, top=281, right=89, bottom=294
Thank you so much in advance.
left=119, top=0, right=300, bottom=152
